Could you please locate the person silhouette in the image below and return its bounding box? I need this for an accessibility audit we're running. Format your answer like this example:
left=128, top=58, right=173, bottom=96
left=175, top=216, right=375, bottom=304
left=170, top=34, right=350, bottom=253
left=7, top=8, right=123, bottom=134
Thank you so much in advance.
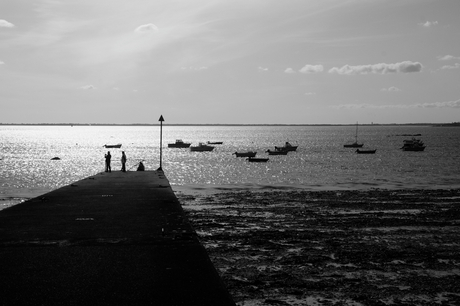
left=137, top=161, right=145, bottom=171
left=121, top=151, right=127, bottom=172
left=105, top=151, right=111, bottom=172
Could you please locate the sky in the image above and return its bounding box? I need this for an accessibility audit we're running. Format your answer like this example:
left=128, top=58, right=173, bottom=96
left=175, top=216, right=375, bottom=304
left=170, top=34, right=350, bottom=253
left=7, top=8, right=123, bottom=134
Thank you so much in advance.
left=1, top=0, right=460, bottom=124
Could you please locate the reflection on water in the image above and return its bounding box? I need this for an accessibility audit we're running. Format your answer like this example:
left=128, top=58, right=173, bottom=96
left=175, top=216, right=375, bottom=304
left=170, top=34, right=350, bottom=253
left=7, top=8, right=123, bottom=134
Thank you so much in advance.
left=1, top=125, right=460, bottom=203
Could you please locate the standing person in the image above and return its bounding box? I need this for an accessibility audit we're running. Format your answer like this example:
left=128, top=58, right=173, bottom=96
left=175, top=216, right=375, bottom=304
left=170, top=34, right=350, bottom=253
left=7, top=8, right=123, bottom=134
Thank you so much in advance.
left=105, top=151, right=111, bottom=172
left=121, top=151, right=127, bottom=172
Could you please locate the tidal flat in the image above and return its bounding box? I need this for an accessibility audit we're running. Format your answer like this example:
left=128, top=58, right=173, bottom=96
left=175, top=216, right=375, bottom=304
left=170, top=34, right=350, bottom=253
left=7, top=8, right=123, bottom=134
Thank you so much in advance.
left=178, top=189, right=460, bottom=306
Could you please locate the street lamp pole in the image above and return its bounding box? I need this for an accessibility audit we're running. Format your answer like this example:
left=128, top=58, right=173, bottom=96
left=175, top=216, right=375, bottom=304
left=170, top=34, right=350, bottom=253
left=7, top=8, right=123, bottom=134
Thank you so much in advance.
left=158, top=115, right=164, bottom=171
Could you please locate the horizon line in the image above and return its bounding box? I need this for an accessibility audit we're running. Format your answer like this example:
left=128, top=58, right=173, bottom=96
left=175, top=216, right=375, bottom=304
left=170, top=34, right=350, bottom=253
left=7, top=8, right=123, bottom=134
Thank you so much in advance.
left=1, top=122, right=459, bottom=127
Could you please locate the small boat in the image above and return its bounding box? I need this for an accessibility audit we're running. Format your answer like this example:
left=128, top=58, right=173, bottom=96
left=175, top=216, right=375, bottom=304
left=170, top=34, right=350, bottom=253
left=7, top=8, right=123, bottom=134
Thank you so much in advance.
left=207, top=141, right=223, bottom=145
left=104, top=144, right=122, bottom=148
left=344, top=122, right=363, bottom=148
left=233, top=151, right=257, bottom=157
left=247, top=157, right=269, bottom=162
left=356, top=149, right=376, bottom=154
left=344, top=142, right=364, bottom=148
left=168, top=139, right=191, bottom=148
left=275, top=142, right=298, bottom=152
left=401, top=138, right=426, bottom=151
left=190, top=142, right=215, bottom=152
left=266, top=149, right=288, bottom=155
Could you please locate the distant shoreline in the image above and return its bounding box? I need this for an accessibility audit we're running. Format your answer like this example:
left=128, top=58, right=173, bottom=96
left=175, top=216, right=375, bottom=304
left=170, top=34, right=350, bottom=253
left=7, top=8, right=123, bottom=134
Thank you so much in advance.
left=1, top=122, right=459, bottom=127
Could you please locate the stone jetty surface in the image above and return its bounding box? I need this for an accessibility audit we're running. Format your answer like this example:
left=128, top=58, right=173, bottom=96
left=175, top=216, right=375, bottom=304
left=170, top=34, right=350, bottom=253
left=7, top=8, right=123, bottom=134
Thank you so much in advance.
left=0, top=171, right=235, bottom=306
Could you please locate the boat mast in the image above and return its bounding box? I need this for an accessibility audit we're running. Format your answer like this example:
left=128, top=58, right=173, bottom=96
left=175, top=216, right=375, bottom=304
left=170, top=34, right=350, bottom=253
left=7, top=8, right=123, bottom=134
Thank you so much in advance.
left=354, top=122, right=358, bottom=143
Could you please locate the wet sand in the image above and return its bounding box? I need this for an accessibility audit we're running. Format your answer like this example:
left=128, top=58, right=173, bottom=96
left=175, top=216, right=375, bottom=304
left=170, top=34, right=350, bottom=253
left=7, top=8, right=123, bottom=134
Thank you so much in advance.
left=177, top=189, right=460, bottom=306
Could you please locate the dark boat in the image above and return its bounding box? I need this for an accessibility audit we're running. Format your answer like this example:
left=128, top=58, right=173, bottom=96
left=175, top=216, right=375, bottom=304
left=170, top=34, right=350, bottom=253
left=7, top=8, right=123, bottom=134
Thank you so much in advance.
left=275, top=142, right=298, bottom=152
left=401, top=138, right=426, bottom=151
left=344, top=142, right=364, bottom=148
left=344, top=122, right=363, bottom=148
left=266, top=150, right=288, bottom=155
left=233, top=151, right=257, bottom=157
left=190, top=142, right=215, bottom=152
left=207, top=141, right=223, bottom=145
left=356, top=149, right=376, bottom=154
left=403, top=146, right=425, bottom=152
left=168, top=139, right=191, bottom=148
left=104, top=144, right=122, bottom=148
left=247, top=157, right=269, bottom=162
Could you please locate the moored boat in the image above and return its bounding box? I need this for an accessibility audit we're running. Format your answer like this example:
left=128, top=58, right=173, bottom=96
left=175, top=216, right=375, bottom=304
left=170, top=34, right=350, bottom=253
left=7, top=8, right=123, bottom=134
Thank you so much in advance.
left=266, top=149, right=288, bottom=155
left=207, top=141, right=223, bottom=145
left=190, top=142, right=215, bottom=152
left=401, top=138, right=426, bottom=151
left=344, top=142, right=364, bottom=148
left=168, top=139, right=191, bottom=148
left=247, top=157, right=269, bottom=162
left=344, top=122, right=363, bottom=148
left=356, top=149, right=376, bottom=154
left=233, top=151, right=257, bottom=157
left=104, top=144, right=122, bottom=148
left=275, top=142, right=298, bottom=152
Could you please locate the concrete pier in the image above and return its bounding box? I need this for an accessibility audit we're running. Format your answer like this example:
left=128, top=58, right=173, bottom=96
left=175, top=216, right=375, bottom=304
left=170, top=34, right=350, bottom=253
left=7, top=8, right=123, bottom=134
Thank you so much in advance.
left=0, top=171, right=235, bottom=306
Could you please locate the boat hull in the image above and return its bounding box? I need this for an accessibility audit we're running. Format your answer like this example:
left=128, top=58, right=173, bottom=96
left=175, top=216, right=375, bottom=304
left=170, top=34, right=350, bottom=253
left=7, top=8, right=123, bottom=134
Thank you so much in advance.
left=266, top=150, right=288, bottom=155
left=247, top=157, right=269, bottom=162
left=356, top=149, right=376, bottom=154
left=275, top=146, right=297, bottom=152
left=168, top=144, right=191, bottom=148
left=190, top=147, right=214, bottom=152
left=402, top=146, right=425, bottom=151
left=401, top=138, right=426, bottom=151
left=344, top=143, right=363, bottom=148
left=190, top=143, right=215, bottom=152
left=168, top=140, right=191, bottom=148
left=104, top=144, right=122, bottom=148
left=234, top=152, right=257, bottom=157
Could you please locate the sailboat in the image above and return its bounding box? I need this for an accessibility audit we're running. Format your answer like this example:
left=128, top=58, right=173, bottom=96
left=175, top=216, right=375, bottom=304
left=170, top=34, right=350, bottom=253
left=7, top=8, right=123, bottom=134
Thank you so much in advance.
left=344, top=122, right=364, bottom=148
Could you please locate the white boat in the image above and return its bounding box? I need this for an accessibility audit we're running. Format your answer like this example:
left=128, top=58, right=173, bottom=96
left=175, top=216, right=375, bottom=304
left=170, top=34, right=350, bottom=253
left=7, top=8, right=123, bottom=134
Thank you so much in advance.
left=190, top=142, right=215, bottom=152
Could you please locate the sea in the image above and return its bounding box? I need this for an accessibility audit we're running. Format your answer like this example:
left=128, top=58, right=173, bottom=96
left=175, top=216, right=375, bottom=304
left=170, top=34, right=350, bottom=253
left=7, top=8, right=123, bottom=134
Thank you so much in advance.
left=1, top=124, right=460, bottom=210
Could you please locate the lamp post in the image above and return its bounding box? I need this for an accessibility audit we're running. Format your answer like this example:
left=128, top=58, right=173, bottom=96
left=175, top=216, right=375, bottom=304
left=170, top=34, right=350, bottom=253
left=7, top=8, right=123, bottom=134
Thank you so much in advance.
left=158, top=115, right=164, bottom=171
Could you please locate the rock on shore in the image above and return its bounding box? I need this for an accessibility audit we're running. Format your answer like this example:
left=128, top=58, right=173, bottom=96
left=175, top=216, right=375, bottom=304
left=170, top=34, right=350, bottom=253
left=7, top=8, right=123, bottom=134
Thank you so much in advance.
left=178, top=189, right=460, bottom=306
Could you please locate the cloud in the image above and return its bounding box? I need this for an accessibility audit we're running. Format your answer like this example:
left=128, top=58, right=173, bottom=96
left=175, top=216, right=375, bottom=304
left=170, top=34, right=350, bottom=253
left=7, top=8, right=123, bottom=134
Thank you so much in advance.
left=0, top=61, right=4, bottom=65
left=328, top=61, right=423, bottom=75
left=134, top=23, right=159, bottom=33
left=331, top=99, right=460, bottom=109
left=419, top=21, right=438, bottom=27
left=438, top=55, right=460, bottom=61
left=299, top=64, right=324, bottom=74
left=417, top=100, right=460, bottom=108
left=381, top=86, right=401, bottom=92
left=284, top=68, right=296, bottom=74
left=0, top=19, right=14, bottom=28
left=441, top=63, right=460, bottom=70
left=258, top=67, right=268, bottom=72
left=305, top=92, right=316, bottom=96
left=81, top=85, right=95, bottom=90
